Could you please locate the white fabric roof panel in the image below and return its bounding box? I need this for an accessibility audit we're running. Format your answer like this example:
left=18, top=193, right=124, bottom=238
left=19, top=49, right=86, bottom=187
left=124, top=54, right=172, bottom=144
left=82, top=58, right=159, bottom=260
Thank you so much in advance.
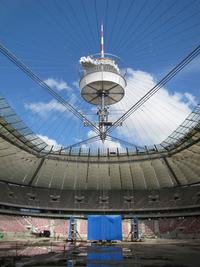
left=0, top=135, right=199, bottom=190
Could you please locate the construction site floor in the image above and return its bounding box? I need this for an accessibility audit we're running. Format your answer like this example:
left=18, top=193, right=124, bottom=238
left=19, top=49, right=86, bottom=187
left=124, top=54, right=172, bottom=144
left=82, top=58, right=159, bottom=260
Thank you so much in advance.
left=0, top=239, right=200, bottom=266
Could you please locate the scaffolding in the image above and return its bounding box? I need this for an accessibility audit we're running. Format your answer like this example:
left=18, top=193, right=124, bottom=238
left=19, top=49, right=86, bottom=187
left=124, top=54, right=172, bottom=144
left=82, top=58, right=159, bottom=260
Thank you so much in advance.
left=126, top=217, right=139, bottom=241
left=68, top=216, right=81, bottom=242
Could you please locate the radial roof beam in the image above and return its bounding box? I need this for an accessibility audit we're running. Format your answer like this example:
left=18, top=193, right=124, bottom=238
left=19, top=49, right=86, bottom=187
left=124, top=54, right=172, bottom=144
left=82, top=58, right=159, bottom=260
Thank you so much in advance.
left=28, top=158, right=45, bottom=186
left=163, top=157, right=181, bottom=186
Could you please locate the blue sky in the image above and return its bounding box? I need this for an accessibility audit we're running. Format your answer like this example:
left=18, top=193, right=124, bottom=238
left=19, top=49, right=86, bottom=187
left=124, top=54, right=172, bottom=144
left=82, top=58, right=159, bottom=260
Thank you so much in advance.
left=0, top=0, right=199, bottom=149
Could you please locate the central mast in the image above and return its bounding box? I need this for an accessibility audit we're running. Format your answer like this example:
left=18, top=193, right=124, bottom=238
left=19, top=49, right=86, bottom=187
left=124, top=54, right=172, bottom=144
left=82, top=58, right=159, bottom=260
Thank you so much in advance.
left=99, top=22, right=107, bottom=141
left=100, top=23, right=104, bottom=58
left=79, top=23, right=126, bottom=141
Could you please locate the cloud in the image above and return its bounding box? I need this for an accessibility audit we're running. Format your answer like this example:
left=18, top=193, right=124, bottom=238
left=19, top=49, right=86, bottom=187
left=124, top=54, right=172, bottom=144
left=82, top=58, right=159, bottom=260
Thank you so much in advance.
left=109, top=68, right=197, bottom=145
left=72, top=80, right=79, bottom=90
left=184, top=92, right=197, bottom=106
left=25, top=99, right=66, bottom=117
left=37, top=134, right=62, bottom=150
left=83, top=130, right=122, bottom=150
left=25, top=76, right=78, bottom=117
left=44, top=78, right=71, bottom=91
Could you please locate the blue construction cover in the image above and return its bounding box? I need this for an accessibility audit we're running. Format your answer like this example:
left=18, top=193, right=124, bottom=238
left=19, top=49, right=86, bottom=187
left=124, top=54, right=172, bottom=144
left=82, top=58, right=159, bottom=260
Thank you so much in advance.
left=88, top=215, right=122, bottom=240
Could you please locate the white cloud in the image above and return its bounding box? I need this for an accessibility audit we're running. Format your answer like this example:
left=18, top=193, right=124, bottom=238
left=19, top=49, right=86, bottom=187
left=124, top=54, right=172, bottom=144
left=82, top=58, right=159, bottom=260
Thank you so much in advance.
left=184, top=92, right=197, bottom=106
left=84, top=130, right=122, bottom=150
left=72, top=80, right=79, bottom=90
left=44, top=78, right=71, bottom=91
left=37, top=134, right=62, bottom=150
left=103, top=139, right=122, bottom=149
left=109, top=68, right=197, bottom=145
left=25, top=99, right=66, bottom=117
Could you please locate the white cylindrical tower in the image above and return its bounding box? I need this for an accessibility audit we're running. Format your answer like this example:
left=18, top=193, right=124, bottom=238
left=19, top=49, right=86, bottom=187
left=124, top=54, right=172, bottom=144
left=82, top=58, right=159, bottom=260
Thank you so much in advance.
left=79, top=56, right=126, bottom=106
left=79, top=24, right=127, bottom=141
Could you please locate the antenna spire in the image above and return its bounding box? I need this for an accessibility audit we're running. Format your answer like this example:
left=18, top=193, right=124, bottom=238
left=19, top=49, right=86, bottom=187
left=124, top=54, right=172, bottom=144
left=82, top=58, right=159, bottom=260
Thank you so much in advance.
left=100, top=22, right=104, bottom=58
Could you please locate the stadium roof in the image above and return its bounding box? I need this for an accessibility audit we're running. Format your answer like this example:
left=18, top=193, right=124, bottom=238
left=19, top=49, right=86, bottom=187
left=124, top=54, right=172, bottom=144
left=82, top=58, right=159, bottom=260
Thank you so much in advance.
left=0, top=1, right=199, bottom=192
left=0, top=96, right=199, bottom=190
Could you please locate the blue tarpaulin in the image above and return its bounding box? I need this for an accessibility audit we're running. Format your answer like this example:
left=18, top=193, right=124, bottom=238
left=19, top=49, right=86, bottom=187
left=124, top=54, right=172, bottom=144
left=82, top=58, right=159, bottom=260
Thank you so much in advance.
left=88, top=215, right=122, bottom=240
